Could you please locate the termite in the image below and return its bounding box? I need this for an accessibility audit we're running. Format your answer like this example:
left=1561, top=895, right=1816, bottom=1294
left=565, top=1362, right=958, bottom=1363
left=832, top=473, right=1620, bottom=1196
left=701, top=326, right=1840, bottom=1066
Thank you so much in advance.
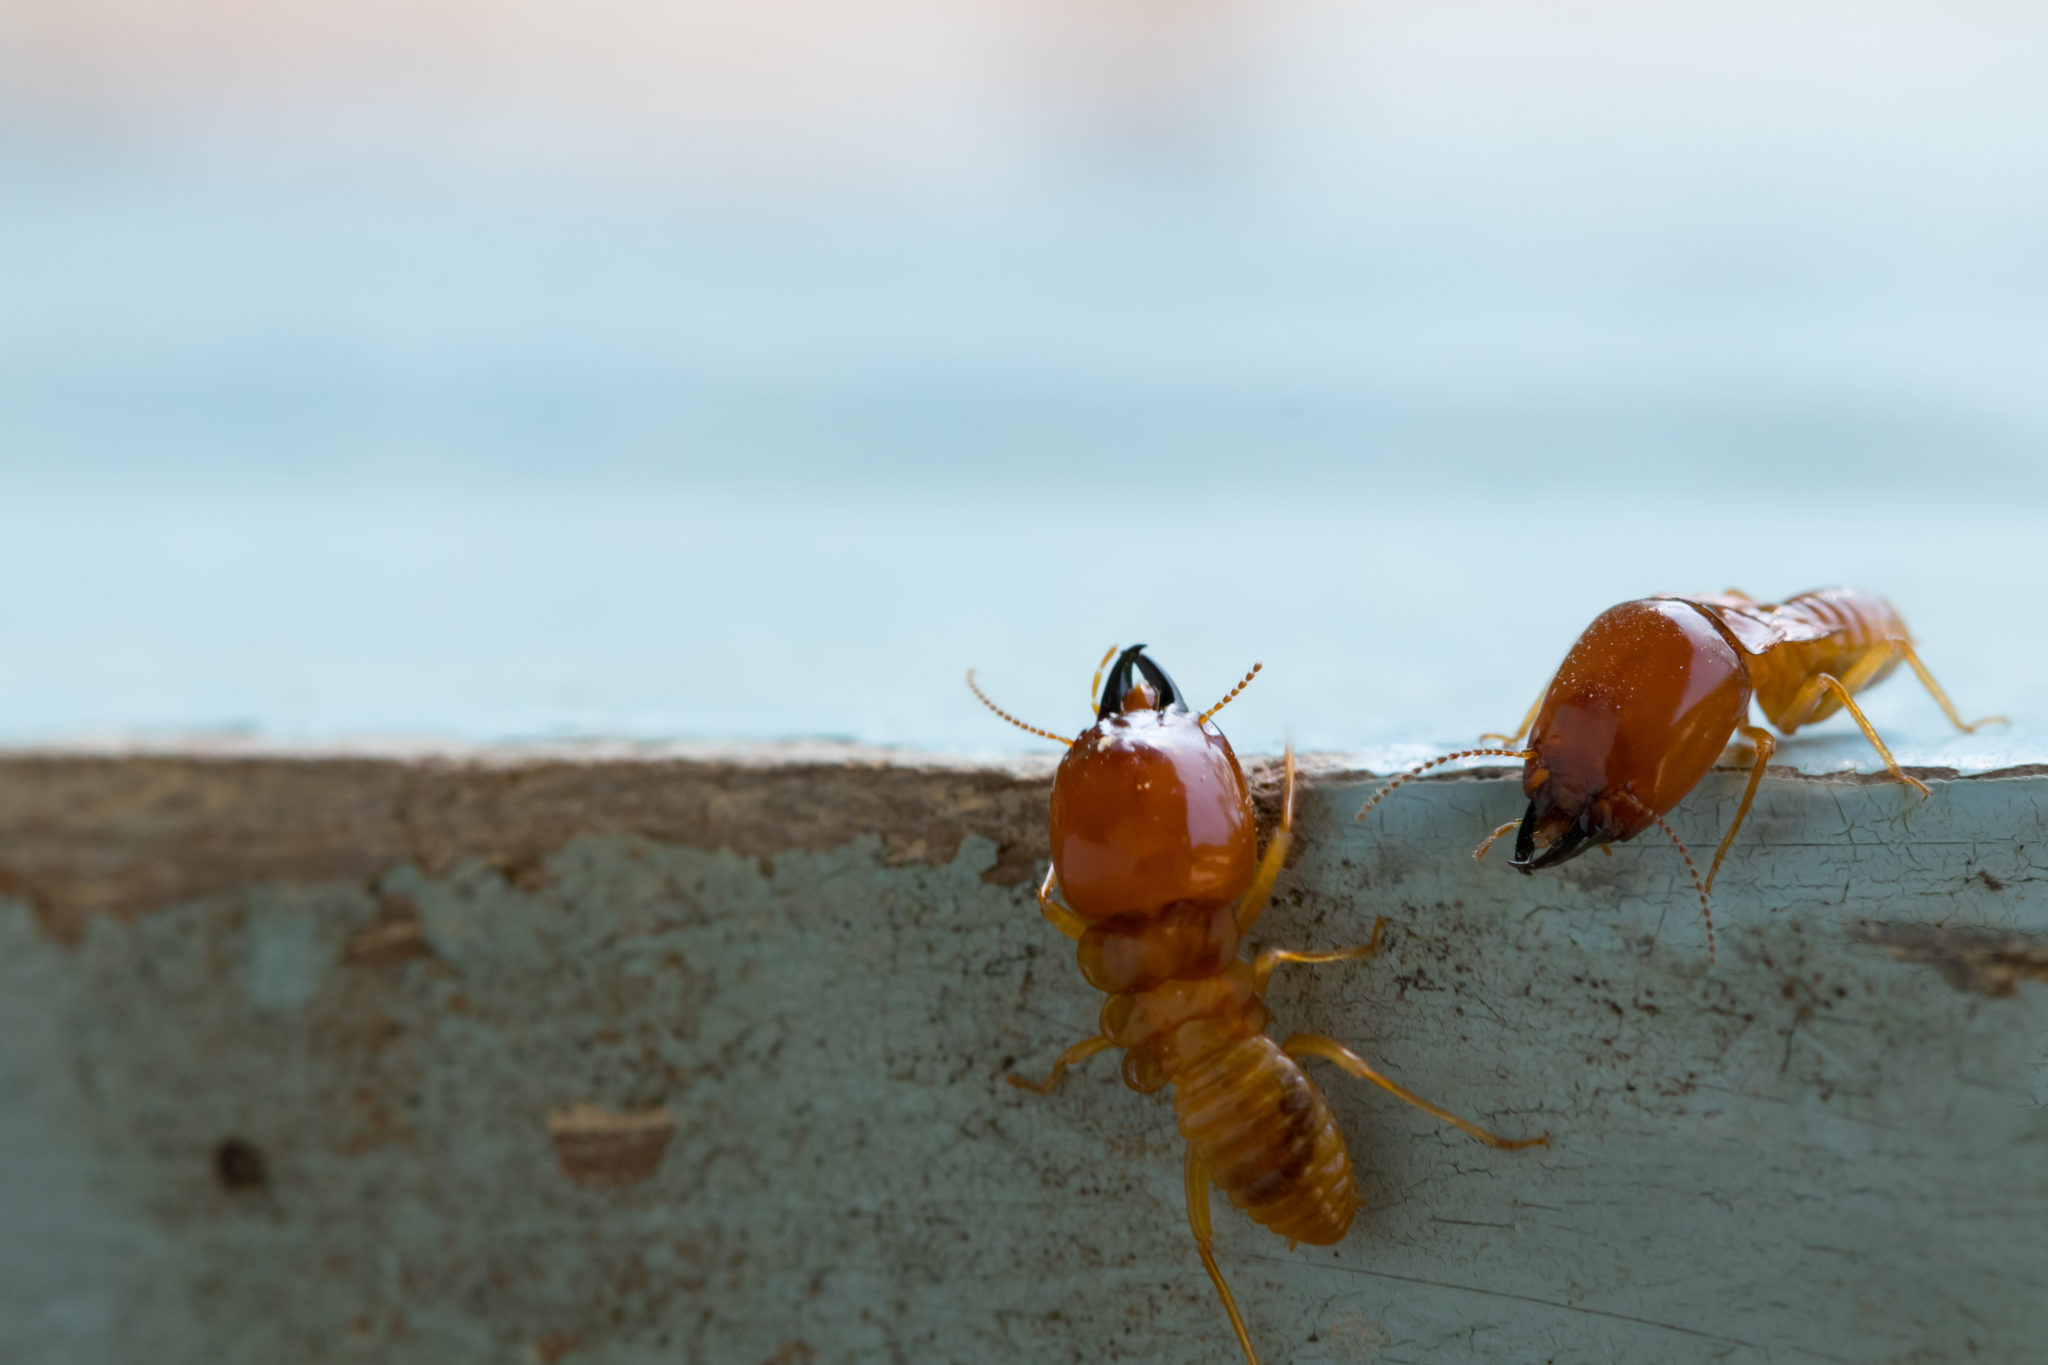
left=969, top=644, right=1545, bottom=1365
left=1356, top=588, right=2005, bottom=960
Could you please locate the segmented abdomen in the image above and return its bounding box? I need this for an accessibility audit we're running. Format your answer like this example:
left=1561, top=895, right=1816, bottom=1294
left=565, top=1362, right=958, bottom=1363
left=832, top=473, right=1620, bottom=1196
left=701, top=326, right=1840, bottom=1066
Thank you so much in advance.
left=1773, top=587, right=1905, bottom=654
left=1749, top=588, right=1908, bottom=728
left=1173, top=1035, right=1356, bottom=1246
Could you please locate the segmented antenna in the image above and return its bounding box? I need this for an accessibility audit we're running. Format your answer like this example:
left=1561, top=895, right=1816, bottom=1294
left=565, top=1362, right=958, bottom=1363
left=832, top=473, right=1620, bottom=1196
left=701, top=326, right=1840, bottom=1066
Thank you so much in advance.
left=1647, top=809, right=1715, bottom=967
left=1613, top=791, right=1716, bottom=967
left=1354, top=749, right=1535, bottom=823
left=1089, top=645, right=1118, bottom=713
left=967, top=671, right=1071, bottom=746
left=1199, top=663, right=1262, bottom=726
left=1470, top=819, right=1520, bottom=861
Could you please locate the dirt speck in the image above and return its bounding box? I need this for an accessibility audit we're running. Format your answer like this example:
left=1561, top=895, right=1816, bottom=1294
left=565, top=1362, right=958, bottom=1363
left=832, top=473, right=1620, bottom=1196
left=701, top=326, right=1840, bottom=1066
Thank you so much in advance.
left=213, top=1137, right=268, bottom=1192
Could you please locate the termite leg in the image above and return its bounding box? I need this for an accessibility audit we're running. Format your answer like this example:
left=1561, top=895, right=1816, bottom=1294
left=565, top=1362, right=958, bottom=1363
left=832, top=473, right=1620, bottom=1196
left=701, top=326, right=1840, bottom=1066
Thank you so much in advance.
left=1234, top=744, right=1295, bottom=933
left=1471, top=819, right=1520, bottom=861
left=1705, top=724, right=1775, bottom=895
left=1251, top=917, right=1385, bottom=994
left=1785, top=673, right=1932, bottom=798
left=1283, top=1032, right=1549, bottom=1151
left=1036, top=867, right=1089, bottom=941
left=1479, top=689, right=1547, bottom=746
left=1008, top=1036, right=1115, bottom=1095
left=1778, top=640, right=1895, bottom=732
left=1185, top=1145, right=1262, bottom=1365
left=1890, top=638, right=2007, bottom=733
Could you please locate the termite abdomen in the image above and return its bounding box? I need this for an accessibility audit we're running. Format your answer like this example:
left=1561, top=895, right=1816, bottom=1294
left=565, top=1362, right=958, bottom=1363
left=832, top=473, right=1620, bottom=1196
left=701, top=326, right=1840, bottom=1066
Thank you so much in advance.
left=1176, top=1036, right=1355, bottom=1245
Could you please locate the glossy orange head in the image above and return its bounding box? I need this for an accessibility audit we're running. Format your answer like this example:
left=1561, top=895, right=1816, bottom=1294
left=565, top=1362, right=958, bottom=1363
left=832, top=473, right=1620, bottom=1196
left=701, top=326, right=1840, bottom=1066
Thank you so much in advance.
left=1512, top=599, right=1751, bottom=871
left=1049, top=646, right=1257, bottom=921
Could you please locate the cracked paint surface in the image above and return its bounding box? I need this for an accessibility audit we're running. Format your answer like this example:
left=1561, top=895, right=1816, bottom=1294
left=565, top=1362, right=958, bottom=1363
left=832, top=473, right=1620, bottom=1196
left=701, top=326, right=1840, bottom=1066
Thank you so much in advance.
left=0, top=755, right=2044, bottom=1363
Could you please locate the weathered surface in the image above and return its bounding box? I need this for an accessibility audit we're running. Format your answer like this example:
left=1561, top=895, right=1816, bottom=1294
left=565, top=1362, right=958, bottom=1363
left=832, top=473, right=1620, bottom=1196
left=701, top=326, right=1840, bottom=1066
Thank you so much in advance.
left=0, top=746, right=1055, bottom=941
left=1, top=748, right=2045, bottom=1364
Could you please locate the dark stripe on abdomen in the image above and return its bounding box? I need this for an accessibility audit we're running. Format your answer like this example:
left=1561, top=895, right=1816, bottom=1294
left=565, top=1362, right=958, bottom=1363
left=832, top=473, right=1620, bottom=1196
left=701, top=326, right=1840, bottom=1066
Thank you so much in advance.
left=1173, top=1035, right=1357, bottom=1245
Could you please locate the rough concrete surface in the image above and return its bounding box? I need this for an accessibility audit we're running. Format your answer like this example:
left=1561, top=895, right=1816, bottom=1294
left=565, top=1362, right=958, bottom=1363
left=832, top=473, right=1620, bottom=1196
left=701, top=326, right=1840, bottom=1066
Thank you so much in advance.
left=0, top=748, right=2044, bottom=1364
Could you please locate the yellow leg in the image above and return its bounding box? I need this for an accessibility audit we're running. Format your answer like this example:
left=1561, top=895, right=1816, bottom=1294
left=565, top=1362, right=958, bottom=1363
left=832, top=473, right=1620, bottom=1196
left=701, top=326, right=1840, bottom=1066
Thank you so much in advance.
left=1283, top=1032, right=1548, bottom=1150
left=1470, top=819, right=1520, bottom=861
left=1235, top=745, right=1295, bottom=933
left=1036, top=867, right=1089, bottom=941
left=1479, top=688, right=1547, bottom=746
left=1251, top=917, right=1385, bottom=994
left=1776, top=640, right=1896, bottom=733
left=1891, top=638, right=2006, bottom=733
left=1186, top=1145, right=1261, bottom=1365
left=1780, top=671, right=1931, bottom=798
left=1008, top=1036, right=1114, bottom=1095
left=1705, top=724, right=1775, bottom=895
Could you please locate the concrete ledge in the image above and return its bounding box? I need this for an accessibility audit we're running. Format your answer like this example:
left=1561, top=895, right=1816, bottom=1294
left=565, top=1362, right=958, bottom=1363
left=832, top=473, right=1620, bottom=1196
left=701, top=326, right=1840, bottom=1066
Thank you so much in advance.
left=1, top=747, right=2044, bottom=1364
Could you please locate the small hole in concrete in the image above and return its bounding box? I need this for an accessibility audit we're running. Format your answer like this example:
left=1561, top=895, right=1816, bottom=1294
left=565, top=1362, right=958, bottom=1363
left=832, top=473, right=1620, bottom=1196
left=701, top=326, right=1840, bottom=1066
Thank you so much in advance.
left=213, top=1138, right=268, bottom=1192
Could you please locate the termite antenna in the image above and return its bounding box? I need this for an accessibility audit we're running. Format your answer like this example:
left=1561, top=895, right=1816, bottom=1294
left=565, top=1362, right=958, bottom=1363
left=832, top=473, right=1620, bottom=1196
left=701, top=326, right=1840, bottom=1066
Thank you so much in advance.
left=1471, top=820, right=1520, bottom=861
left=966, top=671, right=1072, bottom=747
left=1640, top=804, right=1715, bottom=967
left=1200, top=663, right=1262, bottom=726
left=1089, top=645, right=1118, bottom=713
left=1354, top=749, right=1535, bottom=823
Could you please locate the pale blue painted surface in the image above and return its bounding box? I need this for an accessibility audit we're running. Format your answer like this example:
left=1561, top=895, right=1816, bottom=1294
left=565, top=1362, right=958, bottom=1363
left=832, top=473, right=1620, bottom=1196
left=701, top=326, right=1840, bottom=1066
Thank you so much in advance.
left=0, top=764, right=2042, bottom=1363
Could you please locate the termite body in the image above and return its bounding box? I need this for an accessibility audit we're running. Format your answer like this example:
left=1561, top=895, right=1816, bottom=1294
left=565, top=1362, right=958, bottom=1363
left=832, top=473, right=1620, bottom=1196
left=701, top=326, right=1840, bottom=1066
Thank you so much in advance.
left=1359, top=588, right=2004, bottom=958
left=972, top=645, right=1543, bottom=1365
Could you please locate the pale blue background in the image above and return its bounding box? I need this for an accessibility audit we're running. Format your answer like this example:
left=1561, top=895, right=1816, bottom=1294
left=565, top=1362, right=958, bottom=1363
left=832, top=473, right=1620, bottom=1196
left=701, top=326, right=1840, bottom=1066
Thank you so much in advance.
left=2, top=2, right=2043, bottom=761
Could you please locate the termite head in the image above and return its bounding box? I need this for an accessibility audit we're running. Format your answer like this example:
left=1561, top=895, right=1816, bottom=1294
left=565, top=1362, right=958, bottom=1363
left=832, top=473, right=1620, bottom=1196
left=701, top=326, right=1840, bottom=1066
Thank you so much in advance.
left=1049, top=646, right=1257, bottom=921
left=1094, top=641, right=1182, bottom=719
left=1510, top=781, right=1619, bottom=871
left=1508, top=598, right=1752, bottom=873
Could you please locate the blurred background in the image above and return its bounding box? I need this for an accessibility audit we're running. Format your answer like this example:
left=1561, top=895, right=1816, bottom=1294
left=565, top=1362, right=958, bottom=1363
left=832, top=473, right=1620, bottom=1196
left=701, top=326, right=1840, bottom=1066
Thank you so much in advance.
left=2, top=0, right=2043, bottom=757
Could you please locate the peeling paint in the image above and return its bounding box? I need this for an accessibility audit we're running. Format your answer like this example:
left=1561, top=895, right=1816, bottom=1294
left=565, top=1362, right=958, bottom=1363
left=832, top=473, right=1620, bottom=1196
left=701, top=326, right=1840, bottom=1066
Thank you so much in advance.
left=343, top=895, right=434, bottom=966
left=547, top=1104, right=676, bottom=1188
